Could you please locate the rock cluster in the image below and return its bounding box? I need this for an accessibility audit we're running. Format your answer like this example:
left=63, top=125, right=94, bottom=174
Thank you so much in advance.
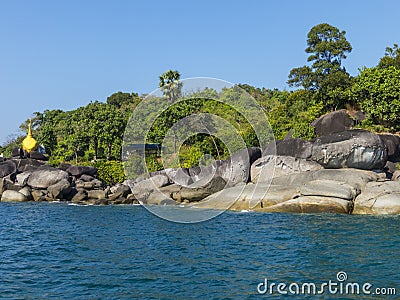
left=0, top=157, right=136, bottom=205
left=1, top=110, right=400, bottom=215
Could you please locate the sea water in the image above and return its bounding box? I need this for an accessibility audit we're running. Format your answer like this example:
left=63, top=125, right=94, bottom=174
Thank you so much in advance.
left=0, top=203, right=399, bottom=299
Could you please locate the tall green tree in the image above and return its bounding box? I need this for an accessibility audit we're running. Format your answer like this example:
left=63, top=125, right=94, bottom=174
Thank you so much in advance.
left=288, top=23, right=352, bottom=110
left=106, top=92, right=140, bottom=109
left=159, top=69, right=182, bottom=101
left=378, top=44, right=400, bottom=69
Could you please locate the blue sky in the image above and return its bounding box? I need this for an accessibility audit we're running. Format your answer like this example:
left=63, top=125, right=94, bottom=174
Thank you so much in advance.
left=1, top=0, right=399, bottom=145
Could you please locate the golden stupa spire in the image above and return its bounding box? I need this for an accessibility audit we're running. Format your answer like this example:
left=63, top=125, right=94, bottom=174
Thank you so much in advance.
left=22, top=120, right=38, bottom=153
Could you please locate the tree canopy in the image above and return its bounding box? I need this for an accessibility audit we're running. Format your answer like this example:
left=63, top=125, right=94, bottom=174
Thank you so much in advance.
left=288, top=23, right=352, bottom=111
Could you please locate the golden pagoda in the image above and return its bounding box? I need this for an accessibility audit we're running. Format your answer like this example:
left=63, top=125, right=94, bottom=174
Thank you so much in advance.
left=22, top=121, right=38, bottom=153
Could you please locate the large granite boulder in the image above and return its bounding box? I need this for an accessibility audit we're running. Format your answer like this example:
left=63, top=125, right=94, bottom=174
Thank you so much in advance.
left=167, top=168, right=193, bottom=186
left=29, top=151, right=48, bottom=161
left=379, top=133, right=400, bottom=163
left=87, top=190, right=107, bottom=200
left=262, top=196, right=352, bottom=214
left=311, top=130, right=387, bottom=170
left=179, top=176, right=226, bottom=202
left=263, top=138, right=313, bottom=159
left=18, top=186, right=32, bottom=200
left=311, top=109, right=354, bottom=136
left=27, top=167, right=70, bottom=189
left=11, top=148, right=24, bottom=158
left=251, top=155, right=323, bottom=183
left=0, top=160, right=17, bottom=178
left=1, top=190, right=28, bottom=202
left=108, top=184, right=131, bottom=201
left=353, top=181, right=400, bottom=214
left=0, top=178, right=7, bottom=196
left=272, top=168, right=378, bottom=190
left=71, top=189, right=88, bottom=203
left=146, top=190, right=176, bottom=205
left=10, top=158, right=44, bottom=173
left=66, top=165, right=98, bottom=177
left=47, top=179, right=72, bottom=199
left=299, top=180, right=359, bottom=200
left=15, top=172, right=32, bottom=186
left=130, top=174, right=170, bottom=200
left=165, top=148, right=260, bottom=188
left=392, top=170, right=400, bottom=181
left=192, top=183, right=299, bottom=211
left=216, top=147, right=261, bottom=186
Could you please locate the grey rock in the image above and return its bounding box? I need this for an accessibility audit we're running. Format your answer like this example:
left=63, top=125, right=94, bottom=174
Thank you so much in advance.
left=160, top=199, right=177, bottom=206
left=311, top=130, right=387, bottom=170
left=263, top=196, right=352, bottom=214
left=29, top=151, right=48, bottom=161
left=179, top=176, right=226, bottom=202
left=159, top=184, right=182, bottom=196
left=146, top=189, right=175, bottom=205
left=272, top=168, right=378, bottom=191
left=251, top=155, right=323, bottom=183
left=47, top=179, right=72, bottom=199
left=11, top=147, right=23, bottom=158
left=110, top=184, right=120, bottom=194
left=379, top=133, right=400, bottom=163
left=28, top=168, right=70, bottom=189
left=83, top=182, right=95, bottom=190
left=92, top=179, right=103, bottom=189
left=264, top=138, right=313, bottom=159
left=385, top=161, right=397, bottom=173
left=193, top=183, right=299, bottom=211
left=79, top=174, right=95, bottom=182
left=108, top=185, right=131, bottom=201
left=300, top=180, right=359, bottom=200
left=31, top=189, right=47, bottom=201
left=353, top=181, right=400, bottom=214
left=58, top=163, right=72, bottom=171
left=15, top=172, right=32, bottom=186
left=66, top=165, right=97, bottom=177
left=87, top=190, right=106, bottom=200
left=168, top=168, right=193, bottom=186
left=4, top=182, right=22, bottom=192
left=71, top=189, right=88, bottom=203
left=18, top=186, right=32, bottom=200
left=0, top=160, right=17, bottom=178
left=392, top=170, right=400, bottom=181
left=11, top=158, right=44, bottom=173
left=216, top=147, right=261, bottom=186
left=311, top=109, right=354, bottom=137
left=130, top=174, right=170, bottom=200
left=1, top=190, right=27, bottom=202
left=0, top=178, right=7, bottom=196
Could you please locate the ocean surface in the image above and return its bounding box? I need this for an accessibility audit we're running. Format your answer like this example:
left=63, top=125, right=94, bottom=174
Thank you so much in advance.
left=0, top=203, right=399, bottom=299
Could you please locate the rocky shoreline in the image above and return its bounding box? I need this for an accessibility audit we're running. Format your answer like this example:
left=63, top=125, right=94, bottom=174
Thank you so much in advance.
left=1, top=111, right=400, bottom=215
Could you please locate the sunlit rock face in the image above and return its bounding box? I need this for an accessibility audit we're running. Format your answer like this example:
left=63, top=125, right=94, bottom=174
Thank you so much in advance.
left=311, top=130, right=387, bottom=170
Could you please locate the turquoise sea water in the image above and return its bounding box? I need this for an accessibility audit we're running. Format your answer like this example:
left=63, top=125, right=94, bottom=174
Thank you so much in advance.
left=0, top=203, right=399, bottom=299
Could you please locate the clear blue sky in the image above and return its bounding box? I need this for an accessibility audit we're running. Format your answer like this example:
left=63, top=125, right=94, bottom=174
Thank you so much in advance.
left=1, top=0, right=399, bottom=145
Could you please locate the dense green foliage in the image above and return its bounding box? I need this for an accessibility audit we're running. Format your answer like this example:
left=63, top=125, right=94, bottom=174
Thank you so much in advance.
left=1, top=23, right=399, bottom=184
left=352, top=66, right=400, bottom=132
left=82, top=160, right=126, bottom=186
